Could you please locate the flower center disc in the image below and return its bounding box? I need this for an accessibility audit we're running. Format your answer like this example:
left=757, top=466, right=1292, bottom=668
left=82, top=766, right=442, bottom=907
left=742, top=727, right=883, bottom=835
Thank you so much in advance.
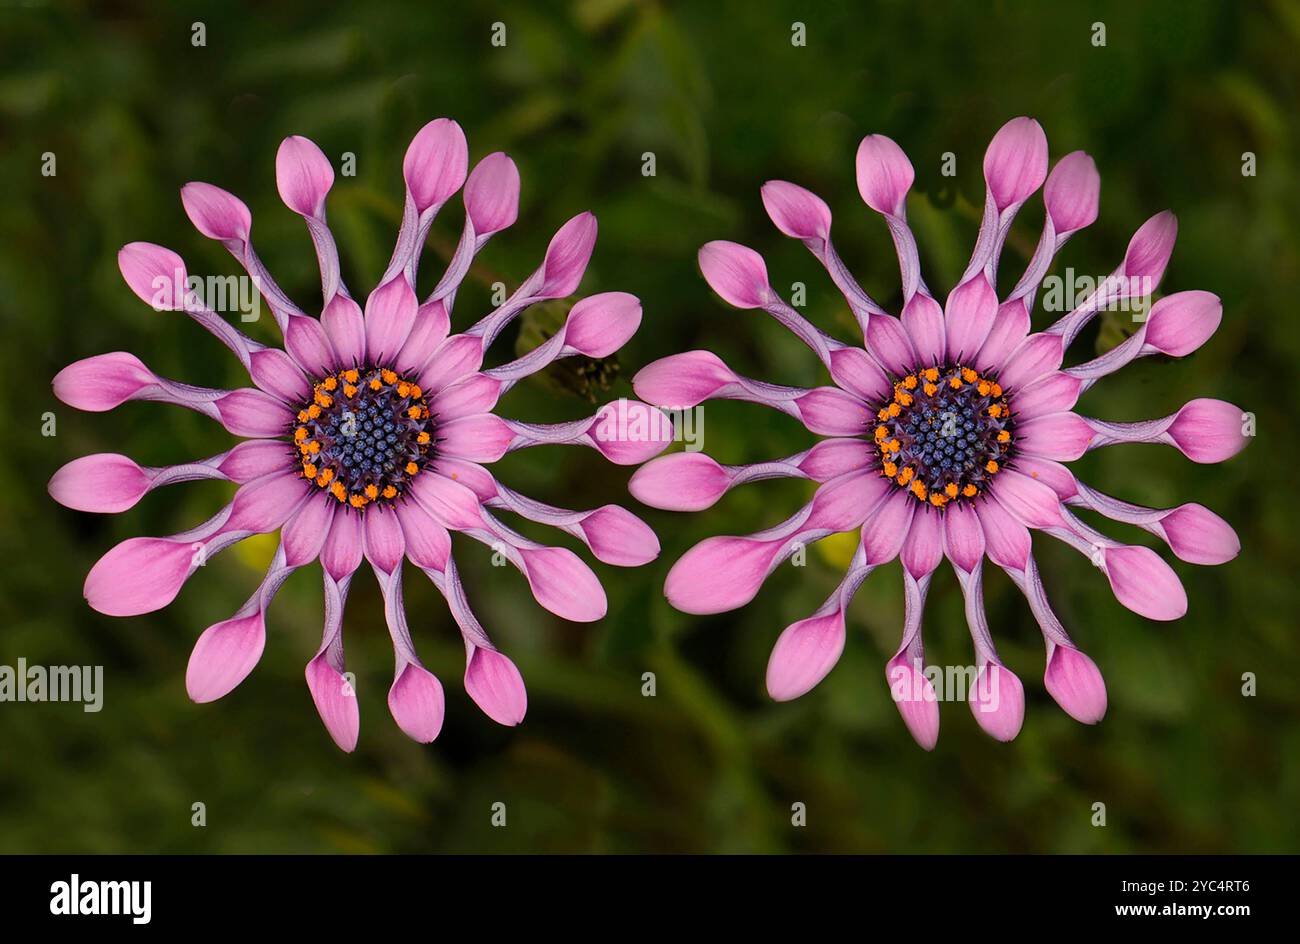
left=293, top=367, right=434, bottom=509
left=873, top=365, right=1013, bottom=508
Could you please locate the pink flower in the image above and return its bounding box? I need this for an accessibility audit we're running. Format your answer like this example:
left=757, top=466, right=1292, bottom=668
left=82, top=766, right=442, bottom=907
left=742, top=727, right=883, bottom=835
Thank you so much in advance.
left=633, top=117, right=1250, bottom=748
left=50, top=118, right=669, bottom=752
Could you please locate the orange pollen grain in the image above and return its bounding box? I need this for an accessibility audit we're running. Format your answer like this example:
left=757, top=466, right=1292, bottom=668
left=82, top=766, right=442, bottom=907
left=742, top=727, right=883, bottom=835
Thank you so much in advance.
left=381, top=369, right=398, bottom=384
left=903, top=375, right=918, bottom=389
left=417, top=432, right=431, bottom=445
left=369, top=378, right=382, bottom=391
left=343, top=369, right=360, bottom=384
left=945, top=483, right=959, bottom=498
left=986, top=460, right=999, bottom=473
left=322, top=376, right=338, bottom=391
left=364, top=484, right=379, bottom=500
left=883, top=462, right=898, bottom=477
left=963, top=484, right=978, bottom=497
left=924, top=368, right=939, bottom=382
left=382, top=485, right=398, bottom=499
left=405, top=461, right=419, bottom=475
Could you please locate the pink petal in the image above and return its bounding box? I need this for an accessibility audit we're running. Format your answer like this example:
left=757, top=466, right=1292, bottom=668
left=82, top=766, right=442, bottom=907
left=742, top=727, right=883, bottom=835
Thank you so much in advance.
left=886, top=654, right=939, bottom=750
left=53, top=352, right=154, bottom=412
left=1012, top=372, right=1081, bottom=419
left=974, top=498, right=1031, bottom=571
left=861, top=490, right=916, bottom=565
left=320, top=508, right=364, bottom=580
left=186, top=613, right=265, bottom=702
left=1167, top=399, right=1249, bottom=463
left=249, top=348, right=311, bottom=403
left=430, top=373, right=501, bottom=420
left=416, top=333, right=484, bottom=393
left=305, top=653, right=360, bottom=752
left=942, top=501, right=986, bottom=573
left=538, top=212, right=598, bottom=299
left=1159, top=504, right=1240, bottom=565
left=578, top=505, right=660, bottom=566
left=697, top=240, right=770, bottom=309
left=766, top=611, right=846, bottom=701
left=362, top=506, right=405, bottom=573
left=438, top=413, right=514, bottom=463
left=800, top=438, right=873, bottom=481
left=808, top=472, right=891, bottom=533
left=629, top=453, right=729, bottom=511
left=990, top=469, right=1065, bottom=529
left=1044, top=645, right=1107, bottom=724
left=394, top=499, right=451, bottom=571
left=901, top=294, right=946, bottom=365
left=224, top=472, right=308, bottom=533
left=1011, top=456, right=1079, bottom=501
left=49, top=453, right=151, bottom=513
left=408, top=473, right=485, bottom=531
left=402, top=118, right=468, bottom=212
left=519, top=546, right=607, bottom=622
left=465, top=648, right=528, bottom=726
left=589, top=400, right=675, bottom=465
left=901, top=506, right=945, bottom=578
left=364, top=275, right=419, bottom=366
left=215, top=388, right=295, bottom=438
left=395, top=299, right=451, bottom=376
left=218, top=440, right=294, bottom=483
left=1143, top=290, right=1222, bottom=357
left=974, top=299, right=1030, bottom=374
left=864, top=314, right=917, bottom=377
left=283, top=314, right=337, bottom=378
left=944, top=274, right=998, bottom=363
left=795, top=387, right=871, bottom=436
left=464, top=151, right=520, bottom=235
left=983, top=116, right=1048, bottom=209
left=84, top=537, right=196, bottom=617
left=855, top=133, right=914, bottom=216
left=388, top=662, right=445, bottom=743
left=281, top=495, right=335, bottom=567
left=118, top=242, right=187, bottom=310
left=665, top=536, right=783, bottom=615
left=564, top=292, right=641, bottom=358
left=632, top=350, right=736, bottom=408
left=760, top=180, right=831, bottom=240
left=1124, top=211, right=1177, bottom=282
left=969, top=663, right=1025, bottom=742
left=181, top=182, right=252, bottom=242
left=996, top=332, right=1063, bottom=392
left=1103, top=545, right=1188, bottom=620
left=1043, top=151, right=1100, bottom=234
left=276, top=135, right=334, bottom=217
left=828, top=346, right=892, bottom=404
left=321, top=295, right=367, bottom=368
left=1015, top=411, right=1095, bottom=461
left=430, top=457, right=498, bottom=501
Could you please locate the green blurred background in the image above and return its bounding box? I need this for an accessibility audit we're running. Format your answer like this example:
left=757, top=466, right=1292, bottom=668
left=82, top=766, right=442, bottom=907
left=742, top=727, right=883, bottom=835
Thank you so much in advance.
left=1, top=0, right=1297, bottom=853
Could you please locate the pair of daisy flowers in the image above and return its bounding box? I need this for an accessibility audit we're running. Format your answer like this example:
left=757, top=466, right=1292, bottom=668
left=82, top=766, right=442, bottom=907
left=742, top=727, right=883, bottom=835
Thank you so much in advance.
left=49, top=116, right=1248, bottom=751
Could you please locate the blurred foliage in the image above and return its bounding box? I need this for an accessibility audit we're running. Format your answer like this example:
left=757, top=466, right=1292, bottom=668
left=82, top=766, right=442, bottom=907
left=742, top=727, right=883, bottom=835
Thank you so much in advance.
left=1, top=0, right=1298, bottom=853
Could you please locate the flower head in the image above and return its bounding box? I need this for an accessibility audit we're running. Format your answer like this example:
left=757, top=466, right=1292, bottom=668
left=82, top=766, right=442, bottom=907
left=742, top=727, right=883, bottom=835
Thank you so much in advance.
left=632, top=117, right=1249, bottom=748
left=50, top=118, right=671, bottom=751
